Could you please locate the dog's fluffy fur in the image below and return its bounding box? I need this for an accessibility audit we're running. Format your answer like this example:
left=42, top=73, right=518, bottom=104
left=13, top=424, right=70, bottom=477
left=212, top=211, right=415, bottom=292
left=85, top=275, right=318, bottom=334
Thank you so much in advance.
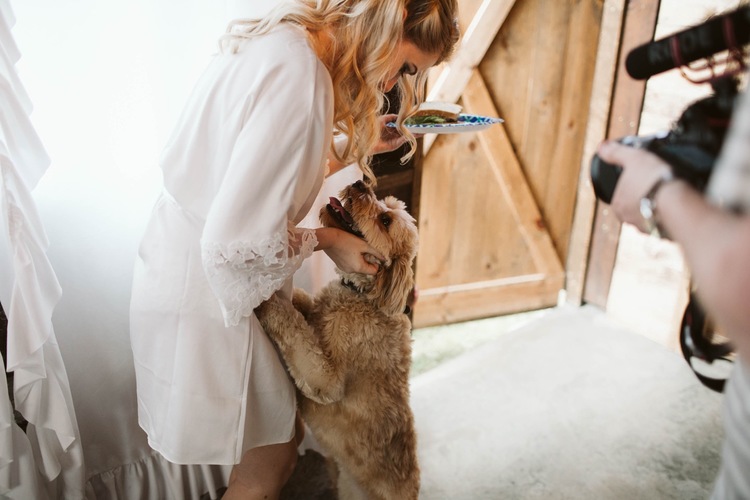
left=256, top=180, right=420, bottom=499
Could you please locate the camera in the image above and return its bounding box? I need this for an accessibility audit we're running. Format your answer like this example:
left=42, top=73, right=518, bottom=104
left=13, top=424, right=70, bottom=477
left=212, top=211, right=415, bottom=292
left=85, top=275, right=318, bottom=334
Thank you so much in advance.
left=590, top=76, right=739, bottom=204
left=589, top=4, right=750, bottom=204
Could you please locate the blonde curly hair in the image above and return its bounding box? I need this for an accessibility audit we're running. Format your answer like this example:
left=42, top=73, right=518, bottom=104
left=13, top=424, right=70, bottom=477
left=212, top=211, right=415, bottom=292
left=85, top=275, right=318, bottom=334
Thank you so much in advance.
left=222, top=0, right=459, bottom=183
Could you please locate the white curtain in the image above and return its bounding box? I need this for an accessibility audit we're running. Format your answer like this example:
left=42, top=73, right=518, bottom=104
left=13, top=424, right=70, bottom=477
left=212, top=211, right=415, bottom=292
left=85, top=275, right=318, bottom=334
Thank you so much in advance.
left=1, top=0, right=85, bottom=497
left=0, top=1, right=334, bottom=498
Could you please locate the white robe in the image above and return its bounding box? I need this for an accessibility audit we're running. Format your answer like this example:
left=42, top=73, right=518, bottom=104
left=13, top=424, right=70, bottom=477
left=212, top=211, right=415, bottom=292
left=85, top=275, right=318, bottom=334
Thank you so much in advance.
left=129, top=23, right=333, bottom=465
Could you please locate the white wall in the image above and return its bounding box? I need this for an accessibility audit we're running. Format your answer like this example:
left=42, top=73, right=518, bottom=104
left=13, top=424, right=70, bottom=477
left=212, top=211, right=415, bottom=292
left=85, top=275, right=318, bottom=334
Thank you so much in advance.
left=10, top=0, right=284, bottom=345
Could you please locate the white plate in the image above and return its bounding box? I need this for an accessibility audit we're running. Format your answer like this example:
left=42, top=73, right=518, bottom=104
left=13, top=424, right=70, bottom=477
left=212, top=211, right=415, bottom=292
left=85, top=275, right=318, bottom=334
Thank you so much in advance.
left=388, top=114, right=505, bottom=134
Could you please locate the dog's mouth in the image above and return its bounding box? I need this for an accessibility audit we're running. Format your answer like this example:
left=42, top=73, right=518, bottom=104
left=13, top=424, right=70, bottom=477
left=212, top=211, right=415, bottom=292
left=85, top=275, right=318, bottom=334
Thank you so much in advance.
left=326, top=197, right=364, bottom=239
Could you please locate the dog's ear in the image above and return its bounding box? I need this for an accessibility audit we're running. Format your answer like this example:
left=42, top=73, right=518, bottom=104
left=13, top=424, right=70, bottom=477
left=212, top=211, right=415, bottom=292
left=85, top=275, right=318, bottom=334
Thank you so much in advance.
left=370, top=254, right=414, bottom=315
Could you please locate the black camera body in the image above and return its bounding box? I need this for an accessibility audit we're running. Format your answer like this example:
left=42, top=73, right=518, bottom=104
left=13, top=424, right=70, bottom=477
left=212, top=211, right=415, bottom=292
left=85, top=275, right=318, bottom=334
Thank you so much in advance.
left=590, top=77, right=739, bottom=204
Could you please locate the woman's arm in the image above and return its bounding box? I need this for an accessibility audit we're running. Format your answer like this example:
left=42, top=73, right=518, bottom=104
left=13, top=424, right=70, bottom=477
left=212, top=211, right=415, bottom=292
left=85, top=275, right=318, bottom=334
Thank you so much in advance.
left=656, top=180, right=750, bottom=360
left=599, top=142, right=750, bottom=360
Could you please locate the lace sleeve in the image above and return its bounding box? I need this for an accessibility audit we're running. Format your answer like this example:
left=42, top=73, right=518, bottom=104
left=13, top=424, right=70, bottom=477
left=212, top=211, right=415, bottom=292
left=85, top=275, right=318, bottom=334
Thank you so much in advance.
left=201, top=223, right=317, bottom=327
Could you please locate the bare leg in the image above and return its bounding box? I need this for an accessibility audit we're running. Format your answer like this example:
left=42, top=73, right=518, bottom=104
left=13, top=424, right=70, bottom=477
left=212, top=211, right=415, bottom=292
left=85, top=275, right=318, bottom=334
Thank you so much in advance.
left=223, top=440, right=297, bottom=500
left=223, top=413, right=305, bottom=500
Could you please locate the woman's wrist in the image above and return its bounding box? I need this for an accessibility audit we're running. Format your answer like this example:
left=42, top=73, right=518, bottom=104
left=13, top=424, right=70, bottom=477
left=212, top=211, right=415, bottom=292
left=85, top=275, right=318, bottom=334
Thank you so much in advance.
left=639, top=171, right=675, bottom=236
left=326, top=154, right=348, bottom=177
left=647, top=178, right=691, bottom=238
left=314, top=226, right=338, bottom=251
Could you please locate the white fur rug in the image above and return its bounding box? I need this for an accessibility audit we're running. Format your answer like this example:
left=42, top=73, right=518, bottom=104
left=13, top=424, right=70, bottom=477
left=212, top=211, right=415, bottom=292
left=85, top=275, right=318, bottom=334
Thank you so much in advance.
left=410, top=305, right=724, bottom=500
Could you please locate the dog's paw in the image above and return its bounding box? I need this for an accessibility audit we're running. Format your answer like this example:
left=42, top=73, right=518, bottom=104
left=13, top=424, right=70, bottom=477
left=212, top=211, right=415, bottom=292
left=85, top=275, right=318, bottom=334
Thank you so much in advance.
left=292, top=288, right=315, bottom=318
left=256, top=293, right=288, bottom=320
left=254, top=300, right=268, bottom=320
left=254, top=295, right=293, bottom=344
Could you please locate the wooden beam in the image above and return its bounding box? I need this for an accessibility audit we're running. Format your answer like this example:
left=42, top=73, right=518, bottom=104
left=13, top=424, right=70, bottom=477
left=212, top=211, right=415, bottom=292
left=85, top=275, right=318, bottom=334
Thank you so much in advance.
left=565, top=0, right=627, bottom=305
left=373, top=170, right=413, bottom=194
left=582, top=0, right=662, bottom=308
left=423, top=0, right=517, bottom=153
left=414, top=274, right=561, bottom=328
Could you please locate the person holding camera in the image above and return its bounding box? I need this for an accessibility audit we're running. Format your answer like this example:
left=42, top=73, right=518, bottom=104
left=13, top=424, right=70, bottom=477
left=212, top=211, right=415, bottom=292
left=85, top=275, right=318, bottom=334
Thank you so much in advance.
left=597, top=78, right=750, bottom=499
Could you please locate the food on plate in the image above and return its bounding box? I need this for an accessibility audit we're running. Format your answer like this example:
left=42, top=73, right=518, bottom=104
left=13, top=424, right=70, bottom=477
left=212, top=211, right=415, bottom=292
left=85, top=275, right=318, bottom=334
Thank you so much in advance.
left=404, top=101, right=463, bottom=125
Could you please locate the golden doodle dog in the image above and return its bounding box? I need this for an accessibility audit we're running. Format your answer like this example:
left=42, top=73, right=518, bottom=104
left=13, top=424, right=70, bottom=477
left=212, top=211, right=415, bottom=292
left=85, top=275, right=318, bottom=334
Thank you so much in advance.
left=256, top=180, right=420, bottom=500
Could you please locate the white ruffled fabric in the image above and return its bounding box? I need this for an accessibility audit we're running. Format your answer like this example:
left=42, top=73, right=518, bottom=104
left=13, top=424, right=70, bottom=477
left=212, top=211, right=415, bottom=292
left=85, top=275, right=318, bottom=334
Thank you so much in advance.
left=0, top=1, right=29, bottom=116
left=85, top=451, right=231, bottom=500
left=0, top=2, right=85, bottom=497
left=0, top=357, right=51, bottom=500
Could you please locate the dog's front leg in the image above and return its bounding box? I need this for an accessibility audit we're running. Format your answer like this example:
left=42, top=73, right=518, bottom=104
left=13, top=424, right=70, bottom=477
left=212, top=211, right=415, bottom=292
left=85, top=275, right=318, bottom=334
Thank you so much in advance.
left=291, top=287, right=315, bottom=320
left=256, top=294, right=344, bottom=405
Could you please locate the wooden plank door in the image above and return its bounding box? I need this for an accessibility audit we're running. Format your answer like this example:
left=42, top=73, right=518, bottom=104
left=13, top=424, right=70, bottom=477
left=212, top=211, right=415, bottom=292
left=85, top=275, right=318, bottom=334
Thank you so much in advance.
left=412, top=0, right=606, bottom=328
left=581, top=0, right=661, bottom=308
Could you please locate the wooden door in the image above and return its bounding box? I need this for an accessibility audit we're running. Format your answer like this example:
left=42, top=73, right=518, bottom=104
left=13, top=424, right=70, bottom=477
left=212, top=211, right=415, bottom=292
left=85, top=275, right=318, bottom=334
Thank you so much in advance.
left=412, top=0, right=606, bottom=327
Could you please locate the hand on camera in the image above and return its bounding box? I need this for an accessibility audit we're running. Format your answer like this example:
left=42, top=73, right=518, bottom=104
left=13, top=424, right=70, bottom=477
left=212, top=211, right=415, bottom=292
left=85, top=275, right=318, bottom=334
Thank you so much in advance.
left=597, top=141, right=675, bottom=233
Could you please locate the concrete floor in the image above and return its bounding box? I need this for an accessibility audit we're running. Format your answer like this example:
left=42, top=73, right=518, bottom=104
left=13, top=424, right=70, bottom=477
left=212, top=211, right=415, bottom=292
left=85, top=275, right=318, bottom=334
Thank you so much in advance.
left=410, top=305, right=724, bottom=499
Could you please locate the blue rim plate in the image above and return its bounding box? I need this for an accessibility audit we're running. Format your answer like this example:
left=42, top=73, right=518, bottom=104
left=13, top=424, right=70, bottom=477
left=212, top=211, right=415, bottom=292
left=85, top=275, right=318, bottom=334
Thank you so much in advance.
left=387, top=114, right=505, bottom=134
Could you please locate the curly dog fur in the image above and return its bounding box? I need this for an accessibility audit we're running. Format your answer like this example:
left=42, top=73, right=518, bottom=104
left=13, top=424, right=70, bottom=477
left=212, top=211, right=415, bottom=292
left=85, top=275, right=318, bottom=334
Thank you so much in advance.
left=256, top=180, right=420, bottom=499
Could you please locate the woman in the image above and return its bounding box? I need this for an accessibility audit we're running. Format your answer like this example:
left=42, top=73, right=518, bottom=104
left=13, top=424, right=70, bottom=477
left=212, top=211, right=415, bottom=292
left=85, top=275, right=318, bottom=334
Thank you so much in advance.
left=129, top=0, right=459, bottom=498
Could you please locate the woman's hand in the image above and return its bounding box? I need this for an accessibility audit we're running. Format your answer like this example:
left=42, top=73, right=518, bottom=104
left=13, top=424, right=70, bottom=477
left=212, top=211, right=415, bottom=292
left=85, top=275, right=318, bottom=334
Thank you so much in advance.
left=314, top=227, right=384, bottom=275
left=326, top=114, right=421, bottom=177
left=597, top=141, right=674, bottom=232
left=371, top=114, right=409, bottom=155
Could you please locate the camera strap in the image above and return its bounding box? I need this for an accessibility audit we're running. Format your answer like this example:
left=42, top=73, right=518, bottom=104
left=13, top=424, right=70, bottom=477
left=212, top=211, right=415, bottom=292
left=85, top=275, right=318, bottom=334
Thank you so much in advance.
left=679, top=294, right=735, bottom=393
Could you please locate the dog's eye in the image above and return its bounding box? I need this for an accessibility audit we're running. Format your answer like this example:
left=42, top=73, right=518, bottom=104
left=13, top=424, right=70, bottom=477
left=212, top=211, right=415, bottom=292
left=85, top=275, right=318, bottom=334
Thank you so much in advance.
left=379, top=213, right=392, bottom=228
